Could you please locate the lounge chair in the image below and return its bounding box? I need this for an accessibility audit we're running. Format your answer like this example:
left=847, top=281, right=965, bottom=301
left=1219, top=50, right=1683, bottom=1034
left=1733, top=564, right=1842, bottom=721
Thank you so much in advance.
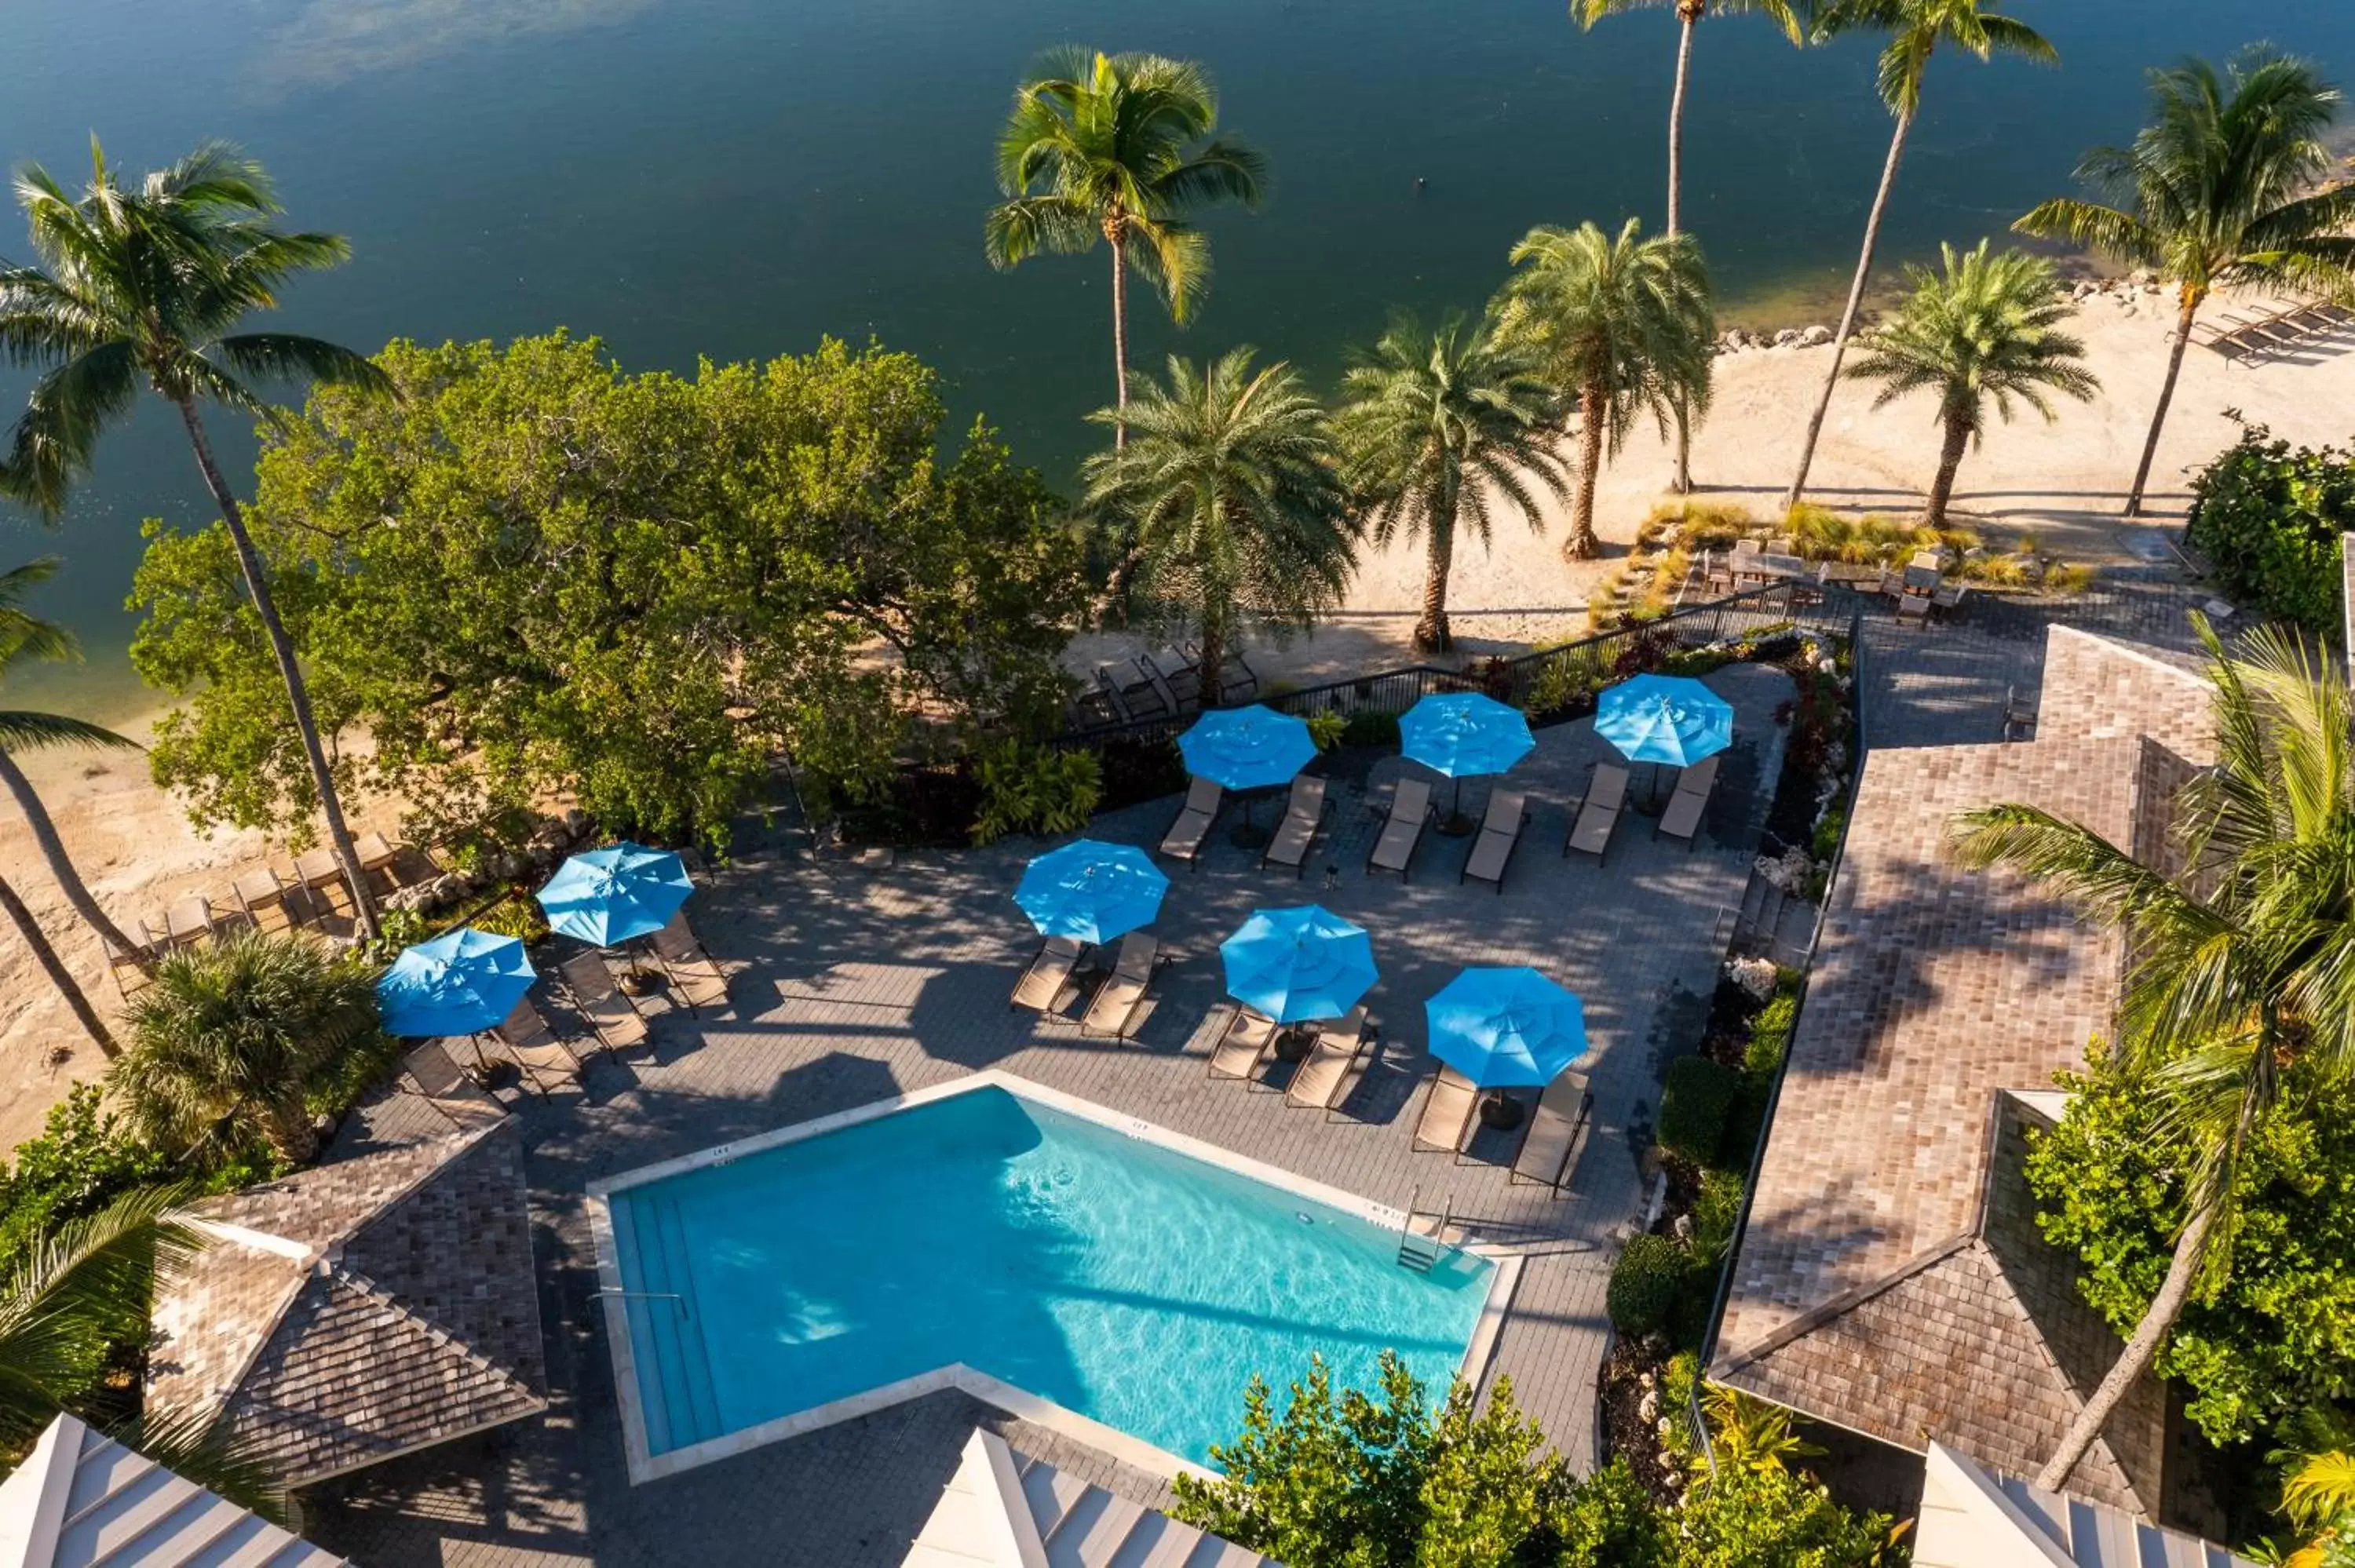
left=162, top=895, right=217, bottom=949
left=1930, top=580, right=1970, bottom=620
left=1894, top=590, right=1930, bottom=625
left=401, top=1041, right=500, bottom=1128
left=1207, top=1006, right=1278, bottom=1081
left=491, top=999, right=585, bottom=1096
left=1184, top=640, right=1258, bottom=703
left=1565, top=764, right=1630, bottom=865
left=1065, top=686, right=1121, bottom=732
left=1285, top=1007, right=1375, bottom=1114
left=651, top=912, right=729, bottom=1012
left=2002, top=684, right=2038, bottom=742
left=558, top=952, right=648, bottom=1053
left=1367, top=778, right=1433, bottom=881
left=1654, top=753, right=1721, bottom=850
left=1012, top=935, right=1084, bottom=1013
left=231, top=867, right=295, bottom=932
left=1158, top=777, right=1222, bottom=867
left=1081, top=932, right=1166, bottom=1039
left=1148, top=649, right=1203, bottom=711
left=1459, top=788, right=1528, bottom=893
left=1510, top=1071, right=1594, bottom=1196
left=1261, top=775, right=1330, bottom=877
left=1411, top=1066, right=1481, bottom=1157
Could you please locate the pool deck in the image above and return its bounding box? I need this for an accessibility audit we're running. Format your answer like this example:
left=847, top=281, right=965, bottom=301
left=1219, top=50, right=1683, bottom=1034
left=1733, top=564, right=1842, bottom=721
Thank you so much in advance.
left=303, top=572, right=2214, bottom=1568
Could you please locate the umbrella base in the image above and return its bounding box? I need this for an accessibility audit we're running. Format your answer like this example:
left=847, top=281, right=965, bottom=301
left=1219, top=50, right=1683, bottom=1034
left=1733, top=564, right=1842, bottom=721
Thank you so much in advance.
left=1479, top=1092, right=1525, bottom=1131
left=1228, top=823, right=1271, bottom=850
left=1436, top=813, right=1477, bottom=838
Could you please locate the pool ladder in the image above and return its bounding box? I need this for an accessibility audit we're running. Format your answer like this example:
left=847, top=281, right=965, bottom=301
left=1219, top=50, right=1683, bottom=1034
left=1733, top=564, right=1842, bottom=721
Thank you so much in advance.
left=1397, top=1189, right=1453, bottom=1273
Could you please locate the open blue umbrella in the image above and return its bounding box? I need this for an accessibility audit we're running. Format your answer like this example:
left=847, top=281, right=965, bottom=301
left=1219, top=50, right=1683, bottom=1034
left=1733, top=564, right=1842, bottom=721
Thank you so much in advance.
left=1425, top=967, right=1588, bottom=1088
left=376, top=928, right=536, bottom=1037
left=1015, top=840, right=1170, bottom=944
left=1400, top=692, right=1535, bottom=823
left=1178, top=706, right=1318, bottom=792
left=1219, top=905, right=1378, bottom=1024
left=536, top=842, right=694, bottom=946
left=1594, top=673, right=1734, bottom=768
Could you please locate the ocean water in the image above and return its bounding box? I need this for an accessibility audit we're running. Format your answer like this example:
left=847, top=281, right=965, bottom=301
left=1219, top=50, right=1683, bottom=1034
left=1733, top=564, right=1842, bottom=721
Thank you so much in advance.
left=604, top=1085, right=1495, bottom=1464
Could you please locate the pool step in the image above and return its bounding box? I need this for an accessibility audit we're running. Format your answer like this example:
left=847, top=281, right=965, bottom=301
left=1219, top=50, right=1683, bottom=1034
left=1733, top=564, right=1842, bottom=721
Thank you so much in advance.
left=1397, top=1192, right=1454, bottom=1273
left=610, top=1194, right=723, bottom=1453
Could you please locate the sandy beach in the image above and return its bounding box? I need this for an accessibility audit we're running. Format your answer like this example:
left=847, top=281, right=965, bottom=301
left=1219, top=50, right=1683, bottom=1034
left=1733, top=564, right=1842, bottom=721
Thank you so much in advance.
left=6, top=282, right=2351, bottom=1149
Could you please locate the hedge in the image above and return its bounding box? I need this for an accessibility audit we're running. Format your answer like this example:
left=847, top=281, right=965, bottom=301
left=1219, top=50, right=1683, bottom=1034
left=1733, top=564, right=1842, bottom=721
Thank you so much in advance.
left=1607, top=1234, right=1689, bottom=1339
left=1658, top=1056, right=1744, bottom=1167
left=2184, top=424, right=2355, bottom=636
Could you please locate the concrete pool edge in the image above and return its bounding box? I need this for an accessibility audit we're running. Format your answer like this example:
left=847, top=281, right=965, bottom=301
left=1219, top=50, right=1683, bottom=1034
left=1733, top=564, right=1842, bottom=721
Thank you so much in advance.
left=587, top=1068, right=1524, bottom=1486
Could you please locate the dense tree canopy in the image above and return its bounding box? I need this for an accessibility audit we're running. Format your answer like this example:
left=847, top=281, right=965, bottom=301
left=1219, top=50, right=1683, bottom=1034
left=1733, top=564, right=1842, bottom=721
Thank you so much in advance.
left=130, top=333, right=1085, bottom=849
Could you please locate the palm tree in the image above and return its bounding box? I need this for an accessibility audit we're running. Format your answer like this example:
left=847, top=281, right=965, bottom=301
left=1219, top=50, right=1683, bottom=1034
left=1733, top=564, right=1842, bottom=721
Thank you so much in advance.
left=0, top=873, right=115, bottom=1056
left=0, top=140, right=392, bottom=940
left=1492, top=218, right=1713, bottom=560
left=2, top=557, right=142, bottom=962
left=1843, top=242, right=2099, bottom=529
left=115, top=929, right=385, bottom=1165
left=2282, top=1449, right=2355, bottom=1568
left=1949, top=618, right=2355, bottom=1491
left=985, top=49, right=1267, bottom=446
left=1333, top=312, right=1571, bottom=651
left=1781, top=0, right=2056, bottom=512
left=1083, top=348, right=1353, bottom=703
left=2016, top=51, right=2355, bottom=517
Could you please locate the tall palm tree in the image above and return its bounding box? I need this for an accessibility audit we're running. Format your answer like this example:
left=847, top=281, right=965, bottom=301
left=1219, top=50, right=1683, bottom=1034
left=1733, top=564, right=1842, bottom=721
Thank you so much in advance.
left=1492, top=218, right=1713, bottom=560
left=2282, top=1449, right=2355, bottom=1568
left=1083, top=348, right=1353, bottom=703
left=985, top=49, right=1267, bottom=446
left=1, top=556, right=141, bottom=961
left=1843, top=242, right=2098, bottom=529
left=0, top=140, right=392, bottom=939
left=1333, top=312, right=1571, bottom=651
left=115, top=929, right=385, bottom=1165
left=1949, top=618, right=2355, bottom=1491
left=1782, top=0, right=2056, bottom=512
left=2016, top=51, right=2355, bottom=517
left=0, top=873, right=114, bottom=1056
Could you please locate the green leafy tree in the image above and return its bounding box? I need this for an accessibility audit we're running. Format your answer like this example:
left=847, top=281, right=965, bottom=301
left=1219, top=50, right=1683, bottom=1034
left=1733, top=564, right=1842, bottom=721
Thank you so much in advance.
left=2183, top=425, right=2355, bottom=636
left=1674, top=1460, right=1902, bottom=1567
left=129, top=333, right=1084, bottom=849
left=0, top=141, right=394, bottom=938
left=114, top=931, right=389, bottom=1165
left=1334, top=312, right=1570, bottom=651
left=1843, top=241, right=2099, bottom=529
left=2017, top=50, right=2355, bottom=516
left=1083, top=348, right=1354, bottom=701
left=1493, top=219, right=1713, bottom=560
left=984, top=49, right=1267, bottom=440
left=1783, top=0, right=2056, bottom=510
left=1952, top=618, right=2355, bottom=1490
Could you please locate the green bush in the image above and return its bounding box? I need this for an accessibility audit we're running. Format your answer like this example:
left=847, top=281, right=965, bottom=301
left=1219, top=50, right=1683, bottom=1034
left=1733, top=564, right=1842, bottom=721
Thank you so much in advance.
left=1305, top=710, right=1347, bottom=751
left=1340, top=709, right=1402, bottom=747
left=1744, top=990, right=1800, bottom=1080
left=469, top=892, right=550, bottom=944
left=972, top=741, right=1102, bottom=844
left=2185, top=423, right=2355, bottom=635
left=1658, top=1056, right=1744, bottom=1167
left=1690, top=1169, right=1748, bottom=1267
left=1607, top=1233, right=1689, bottom=1339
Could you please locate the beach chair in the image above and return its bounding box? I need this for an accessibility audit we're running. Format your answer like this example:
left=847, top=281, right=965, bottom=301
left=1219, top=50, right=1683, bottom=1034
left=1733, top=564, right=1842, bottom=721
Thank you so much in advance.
left=1894, top=590, right=1930, bottom=625
left=1158, top=777, right=1222, bottom=867
left=1093, top=665, right=1138, bottom=724
left=491, top=999, right=585, bottom=1096
left=1510, top=1071, right=1594, bottom=1197
left=229, top=867, right=296, bottom=933
left=1065, top=685, right=1121, bottom=732
left=162, top=895, right=218, bottom=950
left=1412, top=1066, right=1481, bottom=1157
left=1284, top=1007, right=1375, bottom=1114
left=1459, top=788, right=1528, bottom=892
left=1080, top=932, right=1166, bottom=1039
left=651, top=913, right=729, bottom=1012
left=1367, top=777, right=1434, bottom=881
left=1012, top=935, right=1084, bottom=1013
left=1207, top=1006, right=1279, bottom=1081
left=558, top=952, right=648, bottom=1054
left=1261, top=775, right=1330, bottom=877
left=400, top=1041, right=501, bottom=1129
left=2002, top=684, right=2039, bottom=742
left=104, top=939, right=156, bottom=1002
left=1930, top=581, right=1970, bottom=620
left=1654, top=753, right=1721, bottom=850
left=1565, top=764, right=1630, bottom=865
left=1148, top=649, right=1203, bottom=712
left=1185, top=640, right=1258, bottom=703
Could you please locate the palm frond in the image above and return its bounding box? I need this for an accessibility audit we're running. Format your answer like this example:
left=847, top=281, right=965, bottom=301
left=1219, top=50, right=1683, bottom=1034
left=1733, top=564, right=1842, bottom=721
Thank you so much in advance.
left=0, top=342, right=140, bottom=516
left=210, top=334, right=392, bottom=396
left=0, top=711, right=136, bottom=753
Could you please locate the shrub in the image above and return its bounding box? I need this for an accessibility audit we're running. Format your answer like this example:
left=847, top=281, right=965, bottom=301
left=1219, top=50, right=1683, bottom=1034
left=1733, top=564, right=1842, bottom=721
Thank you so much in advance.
left=1645, top=498, right=1754, bottom=552
left=1744, top=990, right=1800, bottom=1079
left=1305, top=710, right=1347, bottom=750
left=1690, top=1169, right=1748, bottom=1267
left=1340, top=709, right=1402, bottom=748
left=1784, top=505, right=1933, bottom=566
left=1607, top=1234, right=1689, bottom=1338
left=469, top=892, right=550, bottom=944
left=2185, top=423, right=2355, bottom=635
left=1658, top=1056, right=1744, bottom=1167
left=972, top=741, right=1102, bottom=844
left=1097, top=735, right=1187, bottom=811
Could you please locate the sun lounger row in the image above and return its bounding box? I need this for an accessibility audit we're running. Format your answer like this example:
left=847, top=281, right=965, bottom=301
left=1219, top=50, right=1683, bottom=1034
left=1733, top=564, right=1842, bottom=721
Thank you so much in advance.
left=1158, top=773, right=1330, bottom=875
left=406, top=936, right=681, bottom=1112
left=1412, top=1063, right=1594, bottom=1193
left=1064, top=647, right=1262, bottom=731
left=1206, top=1005, right=1376, bottom=1111
left=1013, top=930, right=1170, bottom=1041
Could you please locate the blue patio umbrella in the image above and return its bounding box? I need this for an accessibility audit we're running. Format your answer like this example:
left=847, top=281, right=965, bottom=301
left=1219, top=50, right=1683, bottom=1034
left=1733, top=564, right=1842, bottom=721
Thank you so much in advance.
left=375, top=928, right=537, bottom=1037
left=536, top=842, right=694, bottom=946
left=1014, top=840, right=1170, bottom=944
left=1400, top=692, right=1535, bottom=822
left=1178, top=706, right=1318, bottom=792
left=1425, top=966, right=1589, bottom=1089
left=1594, top=673, right=1734, bottom=768
left=1218, top=905, right=1378, bottom=1025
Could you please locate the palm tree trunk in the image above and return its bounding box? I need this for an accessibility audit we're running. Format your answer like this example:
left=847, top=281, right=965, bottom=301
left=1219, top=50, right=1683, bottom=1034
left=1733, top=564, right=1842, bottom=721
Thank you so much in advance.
left=2124, top=287, right=2201, bottom=518
left=1418, top=519, right=1456, bottom=651
left=2036, top=1192, right=2215, bottom=1491
left=1667, top=12, right=1698, bottom=494
left=1110, top=229, right=1130, bottom=451
left=1923, top=411, right=1971, bottom=531
left=1197, top=607, right=1227, bottom=709
left=171, top=398, right=379, bottom=942
left=1784, top=110, right=1914, bottom=513
left=0, top=870, right=116, bottom=1057
left=0, top=748, right=141, bottom=959
left=1567, top=385, right=1606, bottom=562
left=264, top=1101, right=320, bottom=1165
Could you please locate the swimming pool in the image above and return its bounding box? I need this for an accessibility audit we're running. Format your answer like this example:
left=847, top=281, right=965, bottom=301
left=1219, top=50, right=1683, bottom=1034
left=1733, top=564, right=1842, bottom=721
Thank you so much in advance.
left=591, top=1074, right=1507, bottom=1479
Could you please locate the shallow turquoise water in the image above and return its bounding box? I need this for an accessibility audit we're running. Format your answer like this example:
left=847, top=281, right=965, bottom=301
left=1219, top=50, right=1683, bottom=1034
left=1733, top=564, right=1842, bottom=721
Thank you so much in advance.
left=605, top=1085, right=1493, bottom=1464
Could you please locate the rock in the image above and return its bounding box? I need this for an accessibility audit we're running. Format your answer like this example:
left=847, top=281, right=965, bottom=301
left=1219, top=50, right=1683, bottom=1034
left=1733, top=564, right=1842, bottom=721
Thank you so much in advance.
left=562, top=807, right=591, bottom=836
left=1638, top=1391, right=1659, bottom=1423
left=1798, top=323, right=1833, bottom=346
left=2019, top=556, right=2047, bottom=585
left=1773, top=327, right=1802, bottom=347
left=2202, top=597, right=2236, bottom=619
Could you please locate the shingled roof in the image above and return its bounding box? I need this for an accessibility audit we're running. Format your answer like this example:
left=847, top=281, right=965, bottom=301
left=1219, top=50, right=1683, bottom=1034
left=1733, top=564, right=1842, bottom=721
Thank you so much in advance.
left=146, top=1118, right=546, bottom=1488
left=1711, top=627, right=2213, bottom=1515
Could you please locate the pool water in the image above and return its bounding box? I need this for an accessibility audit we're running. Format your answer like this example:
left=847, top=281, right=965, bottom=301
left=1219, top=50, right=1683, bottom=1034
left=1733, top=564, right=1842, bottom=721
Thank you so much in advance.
left=604, top=1085, right=1495, bottom=1464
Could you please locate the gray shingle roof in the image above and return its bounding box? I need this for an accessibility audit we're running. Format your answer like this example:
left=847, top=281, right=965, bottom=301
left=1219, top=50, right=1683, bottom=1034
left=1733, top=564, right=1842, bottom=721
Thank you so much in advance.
left=1916, top=1441, right=2259, bottom=1566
